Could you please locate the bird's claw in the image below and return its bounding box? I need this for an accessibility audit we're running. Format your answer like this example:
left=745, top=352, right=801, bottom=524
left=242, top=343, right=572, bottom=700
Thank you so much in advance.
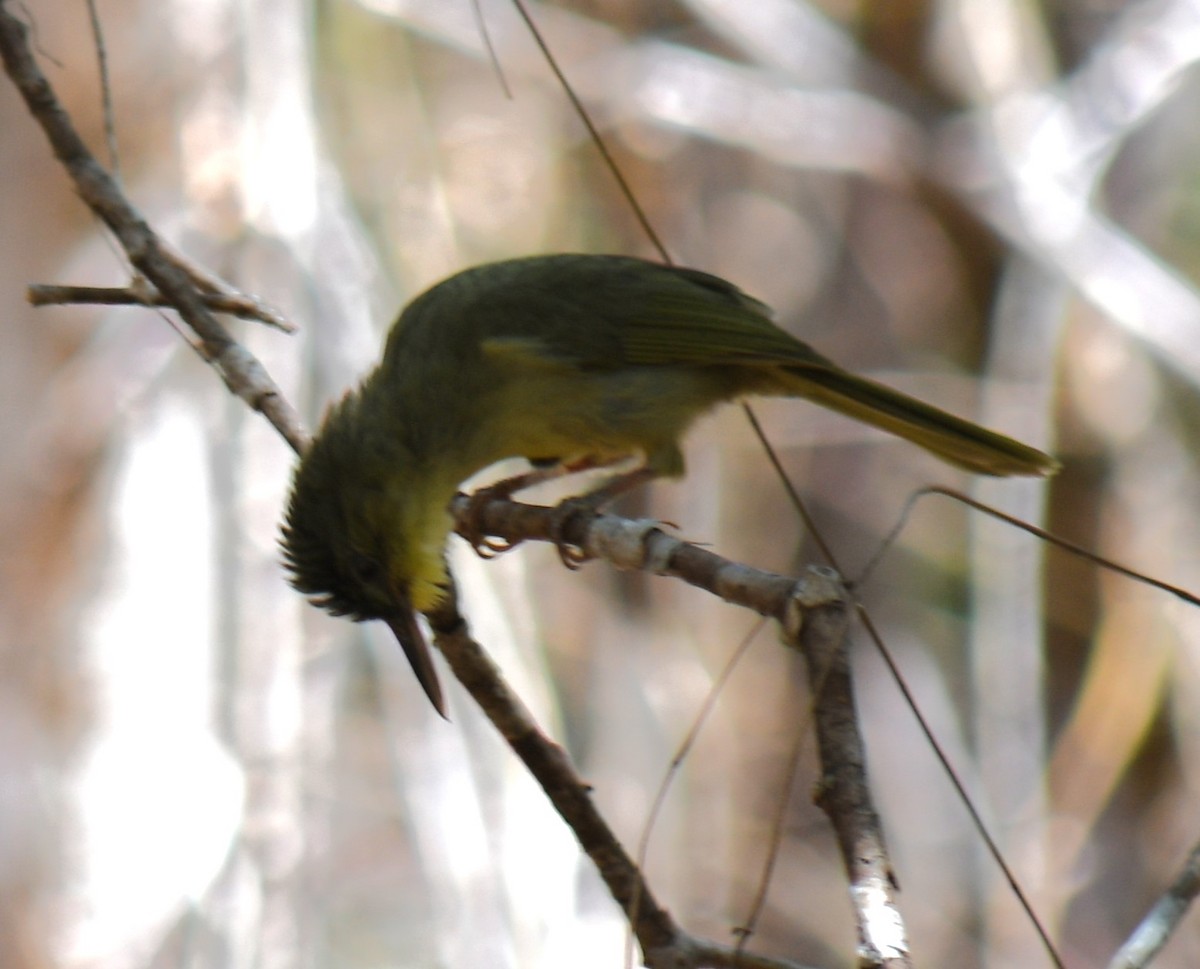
left=458, top=486, right=524, bottom=559
left=547, top=496, right=600, bottom=570
left=474, top=535, right=520, bottom=559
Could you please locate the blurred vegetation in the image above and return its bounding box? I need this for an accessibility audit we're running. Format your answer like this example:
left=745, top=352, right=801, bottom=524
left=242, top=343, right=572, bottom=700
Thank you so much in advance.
left=2, top=1, right=1199, bottom=967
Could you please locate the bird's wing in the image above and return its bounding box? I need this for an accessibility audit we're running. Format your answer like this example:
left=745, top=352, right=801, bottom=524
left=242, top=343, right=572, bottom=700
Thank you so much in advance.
left=481, top=261, right=832, bottom=373
left=617, top=267, right=827, bottom=369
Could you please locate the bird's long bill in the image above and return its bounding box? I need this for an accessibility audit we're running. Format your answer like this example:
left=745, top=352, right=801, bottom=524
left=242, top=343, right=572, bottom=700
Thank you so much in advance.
left=385, top=598, right=448, bottom=718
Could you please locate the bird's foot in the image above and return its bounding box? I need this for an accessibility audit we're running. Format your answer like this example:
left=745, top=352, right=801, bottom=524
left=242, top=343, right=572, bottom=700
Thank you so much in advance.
left=547, top=494, right=605, bottom=570
left=458, top=458, right=618, bottom=560
left=459, top=461, right=657, bottom=568
left=547, top=467, right=662, bottom=570
left=458, top=481, right=526, bottom=558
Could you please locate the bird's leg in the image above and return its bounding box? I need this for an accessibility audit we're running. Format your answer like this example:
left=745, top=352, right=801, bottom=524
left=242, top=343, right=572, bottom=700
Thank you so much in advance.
left=459, top=468, right=555, bottom=558
left=459, top=455, right=624, bottom=558
left=549, top=466, right=659, bottom=570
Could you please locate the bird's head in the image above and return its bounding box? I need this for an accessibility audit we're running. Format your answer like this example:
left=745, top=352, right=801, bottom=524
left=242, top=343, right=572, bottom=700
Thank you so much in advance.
left=280, top=388, right=452, bottom=714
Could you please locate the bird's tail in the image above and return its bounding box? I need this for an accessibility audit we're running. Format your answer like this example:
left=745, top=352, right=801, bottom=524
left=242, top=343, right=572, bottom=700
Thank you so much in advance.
left=780, top=364, right=1059, bottom=477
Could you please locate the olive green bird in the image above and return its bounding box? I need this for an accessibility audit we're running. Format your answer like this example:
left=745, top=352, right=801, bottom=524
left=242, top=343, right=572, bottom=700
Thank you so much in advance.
left=282, top=254, right=1057, bottom=716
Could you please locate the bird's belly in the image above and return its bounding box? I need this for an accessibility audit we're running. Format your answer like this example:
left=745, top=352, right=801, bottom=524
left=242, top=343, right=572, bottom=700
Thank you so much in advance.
left=475, top=366, right=739, bottom=470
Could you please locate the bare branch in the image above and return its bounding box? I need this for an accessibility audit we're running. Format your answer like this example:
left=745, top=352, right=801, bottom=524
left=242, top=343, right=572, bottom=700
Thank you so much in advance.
left=1108, top=839, right=1200, bottom=969
left=27, top=283, right=297, bottom=332
left=788, top=575, right=910, bottom=968
left=0, top=2, right=307, bottom=454
left=428, top=559, right=838, bottom=969
left=452, top=493, right=910, bottom=965
left=452, top=494, right=798, bottom=616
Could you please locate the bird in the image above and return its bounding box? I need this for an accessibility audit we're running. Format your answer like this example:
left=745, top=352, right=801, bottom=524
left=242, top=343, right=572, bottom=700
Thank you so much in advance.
left=281, top=253, right=1058, bottom=716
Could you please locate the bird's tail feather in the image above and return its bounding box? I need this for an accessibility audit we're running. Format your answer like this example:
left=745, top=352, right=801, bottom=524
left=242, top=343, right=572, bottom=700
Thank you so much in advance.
left=781, top=365, right=1058, bottom=477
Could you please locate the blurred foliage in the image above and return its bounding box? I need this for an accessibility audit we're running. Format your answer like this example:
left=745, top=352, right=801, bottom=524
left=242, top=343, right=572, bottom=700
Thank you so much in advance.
left=2, top=1, right=1200, bottom=967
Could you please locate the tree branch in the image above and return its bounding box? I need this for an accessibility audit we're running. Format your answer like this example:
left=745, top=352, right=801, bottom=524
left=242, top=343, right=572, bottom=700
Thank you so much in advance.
left=27, top=282, right=296, bottom=332
left=0, top=3, right=307, bottom=454
left=793, top=579, right=910, bottom=967
left=451, top=494, right=910, bottom=966
left=428, top=564, right=837, bottom=969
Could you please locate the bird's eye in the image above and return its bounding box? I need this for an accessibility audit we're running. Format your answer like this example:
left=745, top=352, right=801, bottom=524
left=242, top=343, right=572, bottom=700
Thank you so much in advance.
left=347, top=552, right=385, bottom=589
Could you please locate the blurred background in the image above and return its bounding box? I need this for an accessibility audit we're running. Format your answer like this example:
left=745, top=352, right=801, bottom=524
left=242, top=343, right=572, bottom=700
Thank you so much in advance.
left=2, top=0, right=1200, bottom=966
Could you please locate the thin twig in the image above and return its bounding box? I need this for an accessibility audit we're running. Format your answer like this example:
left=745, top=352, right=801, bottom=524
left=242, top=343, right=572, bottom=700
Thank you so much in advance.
left=28, top=282, right=297, bottom=332
left=628, top=619, right=767, bottom=969
left=732, top=687, right=813, bottom=958
left=890, top=486, right=1200, bottom=608
left=508, top=0, right=671, bottom=264
left=84, top=0, right=119, bottom=183
left=471, top=0, right=512, bottom=99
